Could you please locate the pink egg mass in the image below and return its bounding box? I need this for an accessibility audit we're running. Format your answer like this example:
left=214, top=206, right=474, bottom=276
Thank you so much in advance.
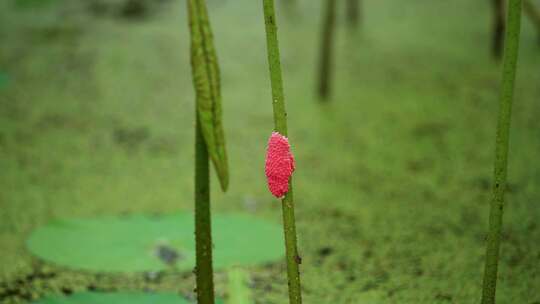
left=265, top=132, right=296, bottom=198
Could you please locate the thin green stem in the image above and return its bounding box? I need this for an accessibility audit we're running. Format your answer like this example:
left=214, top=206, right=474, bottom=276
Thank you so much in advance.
left=261, top=1, right=302, bottom=303
left=262, top=0, right=288, bottom=135
left=523, top=0, right=540, bottom=42
left=491, top=0, right=506, bottom=60
left=280, top=187, right=302, bottom=304
left=481, top=0, right=522, bottom=303
left=189, top=0, right=223, bottom=301
left=346, top=0, right=360, bottom=28
left=318, top=0, right=337, bottom=100
left=195, top=113, right=215, bottom=304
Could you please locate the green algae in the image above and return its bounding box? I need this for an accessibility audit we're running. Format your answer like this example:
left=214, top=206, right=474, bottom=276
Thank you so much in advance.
left=1, top=0, right=540, bottom=303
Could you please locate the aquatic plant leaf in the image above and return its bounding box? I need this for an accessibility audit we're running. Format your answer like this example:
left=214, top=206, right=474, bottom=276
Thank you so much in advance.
left=188, top=0, right=228, bottom=191
left=26, top=213, right=282, bottom=273
left=32, top=291, right=224, bottom=304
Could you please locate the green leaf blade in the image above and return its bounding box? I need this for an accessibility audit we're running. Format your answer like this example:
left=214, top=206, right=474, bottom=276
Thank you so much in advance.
left=188, top=0, right=229, bottom=191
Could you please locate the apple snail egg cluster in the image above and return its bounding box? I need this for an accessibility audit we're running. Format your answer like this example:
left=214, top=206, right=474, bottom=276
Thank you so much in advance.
left=265, top=132, right=295, bottom=198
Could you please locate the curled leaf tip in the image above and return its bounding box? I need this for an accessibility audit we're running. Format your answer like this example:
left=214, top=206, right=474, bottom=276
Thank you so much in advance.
left=218, top=169, right=229, bottom=192
left=265, top=132, right=295, bottom=198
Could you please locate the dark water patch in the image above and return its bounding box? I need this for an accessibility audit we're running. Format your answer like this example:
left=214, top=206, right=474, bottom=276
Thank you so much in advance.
left=407, top=158, right=434, bottom=173
left=474, top=177, right=491, bottom=191
left=120, top=0, right=149, bottom=18
left=317, top=246, right=334, bottom=258
left=361, top=280, right=378, bottom=291
left=412, top=122, right=449, bottom=139
left=113, top=126, right=150, bottom=151
left=155, top=244, right=181, bottom=266
left=363, top=247, right=374, bottom=259
left=88, top=0, right=172, bottom=20
left=435, top=293, right=453, bottom=302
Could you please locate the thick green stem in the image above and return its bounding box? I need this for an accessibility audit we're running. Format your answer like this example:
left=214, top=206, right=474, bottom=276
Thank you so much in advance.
left=195, top=114, right=215, bottom=304
left=261, top=1, right=303, bottom=304
left=480, top=1, right=522, bottom=303
left=318, top=0, right=337, bottom=100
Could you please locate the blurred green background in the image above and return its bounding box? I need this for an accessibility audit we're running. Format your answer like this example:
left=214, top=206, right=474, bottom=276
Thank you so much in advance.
left=1, top=0, right=539, bottom=303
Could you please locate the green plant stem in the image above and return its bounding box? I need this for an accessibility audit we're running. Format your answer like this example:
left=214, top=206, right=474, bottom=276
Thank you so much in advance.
left=261, top=1, right=303, bottom=303
left=346, top=0, right=360, bottom=27
left=195, top=113, right=215, bottom=304
left=481, top=0, right=522, bottom=303
left=318, top=0, right=337, bottom=100
left=491, top=0, right=506, bottom=60
left=523, top=0, right=540, bottom=42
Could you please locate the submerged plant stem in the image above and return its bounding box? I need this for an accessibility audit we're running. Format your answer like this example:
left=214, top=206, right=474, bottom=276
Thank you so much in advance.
left=523, top=0, right=540, bottom=42
left=347, top=0, right=360, bottom=27
left=491, top=0, right=505, bottom=60
left=195, top=114, right=215, bottom=304
left=318, top=0, right=337, bottom=100
left=262, top=1, right=302, bottom=303
left=481, top=0, right=522, bottom=303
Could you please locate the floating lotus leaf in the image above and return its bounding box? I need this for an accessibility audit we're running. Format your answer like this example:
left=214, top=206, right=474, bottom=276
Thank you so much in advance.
left=27, top=213, right=283, bottom=273
left=32, top=291, right=223, bottom=304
